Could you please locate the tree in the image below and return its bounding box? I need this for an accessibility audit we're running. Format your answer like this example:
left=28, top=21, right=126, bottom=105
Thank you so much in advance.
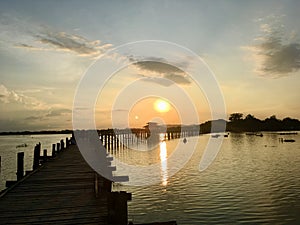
left=245, top=114, right=255, bottom=120
left=229, top=113, right=243, bottom=122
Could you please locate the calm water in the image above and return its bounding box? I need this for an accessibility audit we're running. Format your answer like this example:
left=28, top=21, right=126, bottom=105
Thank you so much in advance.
left=113, top=132, right=300, bottom=224
left=0, top=132, right=299, bottom=224
left=0, top=134, right=70, bottom=191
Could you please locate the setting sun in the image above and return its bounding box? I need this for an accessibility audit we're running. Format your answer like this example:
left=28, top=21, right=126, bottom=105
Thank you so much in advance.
left=154, top=99, right=170, bottom=113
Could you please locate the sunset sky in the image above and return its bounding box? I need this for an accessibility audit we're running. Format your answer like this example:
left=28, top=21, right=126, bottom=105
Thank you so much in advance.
left=0, top=0, right=300, bottom=131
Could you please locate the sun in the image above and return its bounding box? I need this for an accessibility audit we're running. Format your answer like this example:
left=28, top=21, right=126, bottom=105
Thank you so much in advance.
left=154, top=99, right=170, bottom=113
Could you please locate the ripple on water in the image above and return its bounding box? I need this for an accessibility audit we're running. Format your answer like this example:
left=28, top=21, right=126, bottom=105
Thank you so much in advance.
left=116, top=133, right=300, bottom=224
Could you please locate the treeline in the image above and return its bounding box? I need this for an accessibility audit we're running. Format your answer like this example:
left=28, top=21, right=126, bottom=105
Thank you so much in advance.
left=226, top=113, right=300, bottom=132
left=0, top=130, right=73, bottom=136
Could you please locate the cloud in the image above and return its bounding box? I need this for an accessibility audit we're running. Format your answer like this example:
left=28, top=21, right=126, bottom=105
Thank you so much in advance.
left=244, top=17, right=300, bottom=78
left=45, top=108, right=72, bottom=117
left=25, top=108, right=71, bottom=121
left=0, top=15, right=111, bottom=58
left=139, top=76, right=174, bottom=87
left=164, top=74, right=191, bottom=85
left=133, top=61, right=185, bottom=74
left=0, top=84, right=47, bottom=109
left=34, top=31, right=111, bottom=57
left=132, top=60, right=191, bottom=86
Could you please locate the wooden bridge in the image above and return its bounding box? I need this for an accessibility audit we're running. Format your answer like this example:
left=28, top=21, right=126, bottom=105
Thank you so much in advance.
left=0, top=139, right=131, bottom=225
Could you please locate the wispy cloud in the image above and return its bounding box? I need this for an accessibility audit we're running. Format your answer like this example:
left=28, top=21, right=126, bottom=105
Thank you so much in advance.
left=133, top=61, right=185, bottom=74
left=0, top=84, right=47, bottom=109
left=0, top=14, right=111, bottom=58
left=244, top=16, right=300, bottom=78
left=131, top=59, right=191, bottom=86
left=25, top=108, right=71, bottom=121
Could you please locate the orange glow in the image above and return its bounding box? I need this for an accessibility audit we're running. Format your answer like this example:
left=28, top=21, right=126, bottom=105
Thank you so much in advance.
left=154, top=99, right=170, bottom=113
left=128, top=97, right=180, bottom=128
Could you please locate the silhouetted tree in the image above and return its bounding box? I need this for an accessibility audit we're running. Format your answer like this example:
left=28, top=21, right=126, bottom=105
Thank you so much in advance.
left=243, top=114, right=262, bottom=131
left=229, top=113, right=243, bottom=122
left=263, top=115, right=281, bottom=131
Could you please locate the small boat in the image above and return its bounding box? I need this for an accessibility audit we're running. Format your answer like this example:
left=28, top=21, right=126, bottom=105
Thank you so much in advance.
left=279, top=132, right=298, bottom=135
left=183, top=138, right=187, bottom=144
left=284, top=139, right=295, bottom=142
left=255, top=133, right=263, bottom=137
left=16, top=143, right=28, bottom=148
left=211, top=134, right=220, bottom=138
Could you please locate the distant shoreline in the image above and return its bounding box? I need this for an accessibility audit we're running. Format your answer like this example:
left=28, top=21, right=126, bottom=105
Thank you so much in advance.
left=1, top=114, right=300, bottom=136
left=0, top=130, right=73, bottom=136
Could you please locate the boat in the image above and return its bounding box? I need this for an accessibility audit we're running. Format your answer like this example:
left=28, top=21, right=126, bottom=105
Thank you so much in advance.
left=284, top=139, right=295, bottom=142
left=279, top=132, right=298, bottom=135
left=255, top=133, right=263, bottom=137
left=16, top=143, right=28, bottom=148
left=211, top=134, right=220, bottom=138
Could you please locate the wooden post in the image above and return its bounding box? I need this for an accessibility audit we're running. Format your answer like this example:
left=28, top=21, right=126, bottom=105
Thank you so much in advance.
left=33, top=144, right=41, bottom=170
left=17, top=152, right=24, bottom=181
left=104, top=134, right=107, bottom=148
left=56, top=143, right=60, bottom=153
left=52, top=144, right=56, bottom=157
left=107, top=135, right=111, bottom=151
left=66, top=137, right=69, bottom=147
left=60, top=140, right=64, bottom=150
left=95, top=173, right=99, bottom=197
left=43, top=149, right=47, bottom=163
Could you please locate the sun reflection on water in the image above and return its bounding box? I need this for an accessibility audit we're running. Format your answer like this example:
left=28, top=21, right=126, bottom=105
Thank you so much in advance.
left=159, top=139, right=168, bottom=186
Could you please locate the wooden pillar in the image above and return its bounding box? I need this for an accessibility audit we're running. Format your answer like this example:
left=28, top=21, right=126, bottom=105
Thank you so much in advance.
left=52, top=144, right=56, bottom=157
left=113, top=134, right=116, bottom=150
left=116, top=134, right=119, bottom=149
left=17, top=152, right=24, bottom=181
left=43, top=149, right=47, bottom=163
left=60, top=139, right=64, bottom=150
left=107, top=135, right=111, bottom=151
left=111, top=134, right=114, bottom=150
left=66, top=137, right=69, bottom=147
left=56, top=143, right=60, bottom=153
left=101, top=134, right=104, bottom=146
left=33, top=144, right=41, bottom=170
left=104, top=134, right=107, bottom=148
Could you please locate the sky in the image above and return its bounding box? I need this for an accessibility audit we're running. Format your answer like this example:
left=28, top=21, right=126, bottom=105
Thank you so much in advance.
left=0, top=0, right=300, bottom=131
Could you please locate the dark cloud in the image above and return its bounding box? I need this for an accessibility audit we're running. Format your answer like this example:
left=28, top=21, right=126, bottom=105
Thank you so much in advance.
left=26, top=115, right=42, bottom=121
left=140, top=76, right=174, bottom=87
left=36, top=31, right=106, bottom=57
left=164, top=73, right=191, bottom=85
left=246, top=22, right=300, bottom=78
left=132, top=60, right=191, bottom=86
left=45, top=108, right=71, bottom=117
left=25, top=108, right=71, bottom=121
left=133, top=61, right=185, bottom=74
left=15, top=43, right=36, bottom=49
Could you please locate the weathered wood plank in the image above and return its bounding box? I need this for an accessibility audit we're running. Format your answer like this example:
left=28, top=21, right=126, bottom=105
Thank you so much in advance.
left=0, top=144, right=130, bottom=225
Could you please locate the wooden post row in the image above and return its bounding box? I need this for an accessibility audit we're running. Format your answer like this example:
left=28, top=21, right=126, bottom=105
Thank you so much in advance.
left=33, top=143, right=41, bottom=170
left=16, top=152, right=24, bottom=181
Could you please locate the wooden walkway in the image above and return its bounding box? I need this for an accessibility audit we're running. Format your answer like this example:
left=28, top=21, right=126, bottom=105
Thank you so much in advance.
left=0, top=144, right=131, bottom=225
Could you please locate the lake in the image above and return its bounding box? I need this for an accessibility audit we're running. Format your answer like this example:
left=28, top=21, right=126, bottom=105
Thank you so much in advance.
left=0, top=134, right=71, bottom=191
left=112, top=132, right=300, bottom=224
left=0, top=132, right=299, bottom=224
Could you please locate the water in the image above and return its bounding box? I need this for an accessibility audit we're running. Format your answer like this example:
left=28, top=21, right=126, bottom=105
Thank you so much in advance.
left=0, top=134, right=71, bottom=191
left=0, top=132, right=299, bottom=224
left=112, top=132, right=300, bottom=224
